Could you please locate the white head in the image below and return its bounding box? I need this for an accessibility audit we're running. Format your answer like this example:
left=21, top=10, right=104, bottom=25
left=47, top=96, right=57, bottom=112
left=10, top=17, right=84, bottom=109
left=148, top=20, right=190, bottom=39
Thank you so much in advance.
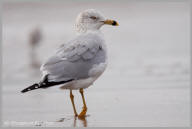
left=75, top=9, right=118, bottom=33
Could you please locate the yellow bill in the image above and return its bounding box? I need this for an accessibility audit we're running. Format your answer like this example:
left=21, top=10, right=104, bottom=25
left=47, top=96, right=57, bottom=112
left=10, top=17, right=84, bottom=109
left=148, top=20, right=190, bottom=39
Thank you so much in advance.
left=104, top=19, right=119, bottom=26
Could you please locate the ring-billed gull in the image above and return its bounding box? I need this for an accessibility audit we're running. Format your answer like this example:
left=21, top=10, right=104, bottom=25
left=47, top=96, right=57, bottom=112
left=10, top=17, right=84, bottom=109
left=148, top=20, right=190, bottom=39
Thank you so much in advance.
left=21, top=9, right=118, bottom=118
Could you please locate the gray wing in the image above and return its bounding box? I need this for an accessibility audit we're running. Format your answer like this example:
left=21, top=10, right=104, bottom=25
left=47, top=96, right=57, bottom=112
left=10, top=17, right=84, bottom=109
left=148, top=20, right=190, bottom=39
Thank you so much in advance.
left=40, top=34, right=106, bottom=82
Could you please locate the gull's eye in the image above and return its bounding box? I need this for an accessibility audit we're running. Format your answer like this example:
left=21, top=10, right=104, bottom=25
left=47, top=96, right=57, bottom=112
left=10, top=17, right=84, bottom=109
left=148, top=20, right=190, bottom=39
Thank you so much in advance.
left=90, top=16, right=97, bottom=20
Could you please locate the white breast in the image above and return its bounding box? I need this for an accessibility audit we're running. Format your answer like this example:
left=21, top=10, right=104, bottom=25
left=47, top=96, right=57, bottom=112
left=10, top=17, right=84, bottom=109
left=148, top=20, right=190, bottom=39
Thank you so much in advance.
left=60, top=62, right=107, bottom=90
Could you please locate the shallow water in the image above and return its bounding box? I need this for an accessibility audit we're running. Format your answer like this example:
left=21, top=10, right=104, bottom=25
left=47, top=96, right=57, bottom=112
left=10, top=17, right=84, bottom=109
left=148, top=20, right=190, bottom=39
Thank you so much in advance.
left=2, top=1, right=190, bottom=127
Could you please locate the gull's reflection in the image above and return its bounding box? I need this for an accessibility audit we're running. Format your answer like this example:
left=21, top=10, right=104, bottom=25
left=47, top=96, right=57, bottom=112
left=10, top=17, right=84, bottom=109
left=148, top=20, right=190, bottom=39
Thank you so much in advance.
left=73, top=116, right=77, bottom=127
left=76, top=116, right=87, bottom=127
left=57, top=115, right=88, bottom=127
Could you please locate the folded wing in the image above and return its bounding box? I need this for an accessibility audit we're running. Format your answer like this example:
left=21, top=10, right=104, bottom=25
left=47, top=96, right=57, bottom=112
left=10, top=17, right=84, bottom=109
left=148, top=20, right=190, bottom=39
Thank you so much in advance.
left=40, top=33, right=106, bottom=82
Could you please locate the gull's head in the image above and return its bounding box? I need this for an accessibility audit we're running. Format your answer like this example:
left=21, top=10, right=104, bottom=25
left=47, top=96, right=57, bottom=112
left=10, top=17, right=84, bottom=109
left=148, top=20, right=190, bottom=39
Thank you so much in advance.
left=75, top=9, right=119, bottom=33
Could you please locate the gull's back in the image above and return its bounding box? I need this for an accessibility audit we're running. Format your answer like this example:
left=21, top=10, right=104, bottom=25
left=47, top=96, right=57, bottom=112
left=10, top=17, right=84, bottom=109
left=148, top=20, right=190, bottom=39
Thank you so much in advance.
left=40, top=31, right=107, bottom=83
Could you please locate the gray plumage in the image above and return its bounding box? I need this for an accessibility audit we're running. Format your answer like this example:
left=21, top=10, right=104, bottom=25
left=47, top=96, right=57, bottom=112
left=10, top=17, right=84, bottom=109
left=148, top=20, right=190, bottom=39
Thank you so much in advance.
left=40, top=32, right=106, bottom=82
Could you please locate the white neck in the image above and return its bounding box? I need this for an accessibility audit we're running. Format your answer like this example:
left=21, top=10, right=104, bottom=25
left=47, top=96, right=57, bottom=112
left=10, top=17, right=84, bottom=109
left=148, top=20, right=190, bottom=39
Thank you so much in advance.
left=75, top=23, right=102, bottom=34
left=75, top=25, right=101, bottom=35
left=75, top=23, right=87, bottom=33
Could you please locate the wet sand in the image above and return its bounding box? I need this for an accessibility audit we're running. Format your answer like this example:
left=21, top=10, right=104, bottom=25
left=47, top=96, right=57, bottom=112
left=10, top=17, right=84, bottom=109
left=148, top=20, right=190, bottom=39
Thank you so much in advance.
left=2, top=83, right=190, bottom=127
left=2, top=1, right=190, bottom=127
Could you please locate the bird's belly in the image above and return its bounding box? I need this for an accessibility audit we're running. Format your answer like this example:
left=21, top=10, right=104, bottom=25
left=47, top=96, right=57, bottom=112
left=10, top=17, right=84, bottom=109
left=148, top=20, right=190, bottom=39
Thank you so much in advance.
left=60, top=62, right=107, bottom=90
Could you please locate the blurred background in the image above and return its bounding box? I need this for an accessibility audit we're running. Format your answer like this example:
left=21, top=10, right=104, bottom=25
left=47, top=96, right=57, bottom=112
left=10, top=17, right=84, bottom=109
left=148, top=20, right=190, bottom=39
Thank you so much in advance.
left=2, top=0, right=190, bottom=127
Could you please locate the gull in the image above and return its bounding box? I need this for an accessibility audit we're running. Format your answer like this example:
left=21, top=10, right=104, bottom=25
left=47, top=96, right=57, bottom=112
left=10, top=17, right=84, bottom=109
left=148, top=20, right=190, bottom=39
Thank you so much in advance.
left=21, top=9, right=118, bottom=118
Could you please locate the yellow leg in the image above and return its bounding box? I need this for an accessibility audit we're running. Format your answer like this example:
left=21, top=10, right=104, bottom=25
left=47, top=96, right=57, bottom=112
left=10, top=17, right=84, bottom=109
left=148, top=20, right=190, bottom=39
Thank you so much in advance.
left=78, top=88, right=87, bottom=118
left=70, top=90, right=78, bottom=117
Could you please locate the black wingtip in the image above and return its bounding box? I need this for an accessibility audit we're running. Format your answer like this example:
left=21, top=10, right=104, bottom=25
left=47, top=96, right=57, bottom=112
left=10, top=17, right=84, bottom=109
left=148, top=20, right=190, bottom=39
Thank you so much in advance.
left=21, top=77, right=74, bottom=93
left=21, top=89, right=27, bottom=93
left=21, top=83, right=39, bottom=93
left=21, top=87, right=30, bottom=93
